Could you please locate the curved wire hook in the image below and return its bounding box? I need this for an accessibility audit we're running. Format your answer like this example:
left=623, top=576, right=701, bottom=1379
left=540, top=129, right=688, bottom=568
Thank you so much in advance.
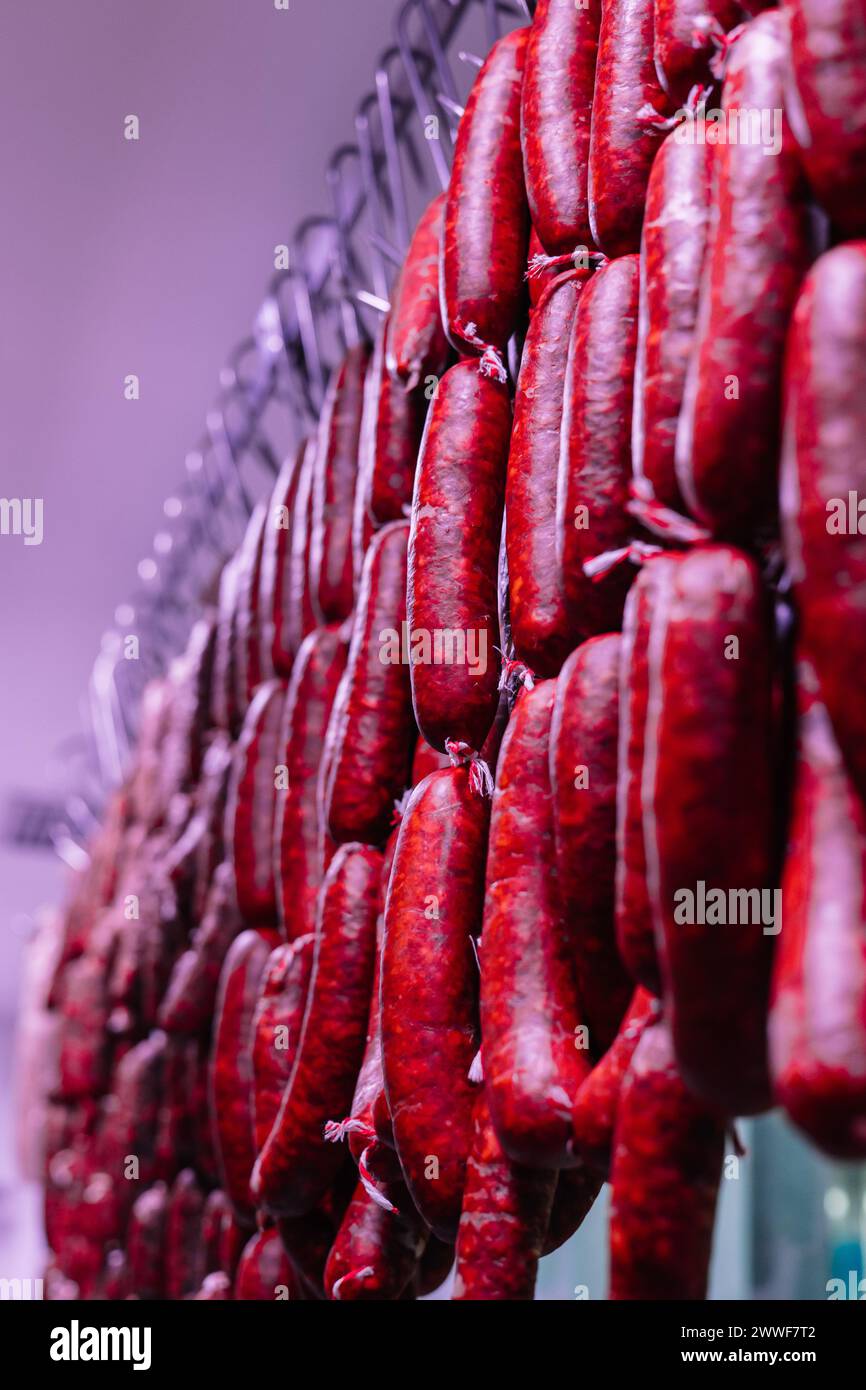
left=396, top=0, right=452, bottom=190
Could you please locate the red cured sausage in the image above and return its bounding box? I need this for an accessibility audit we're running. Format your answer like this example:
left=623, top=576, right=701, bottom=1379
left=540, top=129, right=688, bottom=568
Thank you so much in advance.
left=506, top=271, right=583, bottom=678
left=209, top=928, right=278, bottom=1222
left=381, top=766, right=488, bottom=1240
left=780, top=242, right=866, bottom=810
left=211, top=556, right=241, bottom=736
left=254, top=844, right=381, bottom=1218
left=274, top=625, right=349, bottom=941
left=543, top=1163, right=604, bottom=1256
left=161, top=614, right=217, bottom=797
left=159, top=863, right=242, bottom=1037
left=615, top=555, right=681, bottom=995
left=769, top=662, right=866, bottom=1159
left=235, top=1227, right=298, bottom=1301
left=283, top=436, right=318, bottom=659
left=353, top=319, right=426, bottom=583
left=127, top=1182, right=168, bottom=1300
left=201, top=1189, right=232, bottom=1276
left=165, top=1169, right=206, bottom=1301
left=571, top=987, right=659, bottom=1175
left=323, top=1145, right=427, bottom=1301
left=407, top=359, right=510, bottom=753
left=387, top=194, right=450, bottom=390
left=410, top=736, right=451, bottom=784
left=480, top=681, right=592, bottom=1169
left=557, top=255, right=640, bottom=640
left=451, top=1093, right=557, bottom=1302
left=588, top=0, right=669, bottom=258
left=788, top=0, right=866, bottom=239
left=226, top=679, right=286, bottom=925
left=550, top=634, right=633, bottom=1054
left=324, top=522, right=415, bottom=846
left=633, top=131, right=713, bottom=513
left=521, top=0, right=600, bottom=256
left=654, top=2, right=770, bottom=105
left=441, top=29, right=530, bottom=356
left=251, top=935, right=315, bottom=1155
left=675, top=10, right=813, bottom=538
left=310, top=344, right=370, bottom=623
left=101, top=1030, right=167, bottom=1203
left=609, top=1018, right=724, bottom=1300
left=259, top=441, right=306, bottom=678
left=234, top=502, right=270, bottom=715
left=644, top=545, right=775, bottom=1114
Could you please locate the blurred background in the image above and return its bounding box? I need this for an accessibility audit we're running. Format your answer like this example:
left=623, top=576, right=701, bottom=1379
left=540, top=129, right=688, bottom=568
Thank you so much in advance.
left=0, top=0, right=862, bottom=1301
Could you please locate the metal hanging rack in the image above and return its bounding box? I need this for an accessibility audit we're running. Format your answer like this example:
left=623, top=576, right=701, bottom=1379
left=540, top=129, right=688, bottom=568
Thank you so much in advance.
left=8, top=0, right=534, bottom=853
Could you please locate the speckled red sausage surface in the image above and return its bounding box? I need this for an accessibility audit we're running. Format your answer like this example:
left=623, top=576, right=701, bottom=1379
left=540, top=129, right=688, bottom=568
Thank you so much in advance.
left=165, top=1169, right=206, bottom=1301
left=226, top=679, right=286, bottom=925
left=781, top=242, right=866, bottom=811
left=571, top=987, right=659, bottom=1176
left=159, top=863, right=242, bottom=1037
left=609, top=1018, right=724, bottom=1300
left=557, top=255, right=640, bottom=639
left=615, top=555, right=682, bottom=996
left=654, top=1, right=769, bottom=105
left=324, top=522, right=415, bottom=846
left=506, top=271, right=583, bottom=678
left=550, top=634, right=633, bottom=1054
left=209, top=928, right=278, bottom=1222
left=310, top=345, right=370, bottom=623
left=644, top=545, right=775, bottom=1115
left=252, top=935, right=314, bottom=1155
left=675, top=10, right=813, bottom=538
left=323, top=1144, right=427, bottom=1301
left=633, top=132, right=712, bottom=513
left=521, top=0, right=600, bottom=257
left=235, top=1226, right=298, bottom=1300
left=233, top=502, right=269, bottom=715
left=386, top=194, right=450, bottom=391
left=769, top=661, right=866, bottom=1160
left=407, top=359, right=510, bottom=753
left=588, top=0, right=669, bottom=258
left=481, top=681, right=592, bottom=1168
left=441, top=28, right=530, bottom=355
left=259, top=441, right=306, bottom=679
left=284, top=437, right=319, bottom=659
left=451, top=1092, right=557, bottom=1301
left=381, top=766, right=487, bottom=1240
left=788, top=0, right=866, bottom=239
left=274, top=625, right=349, bottom=941
left=254, top=844, right=380, bottom=1218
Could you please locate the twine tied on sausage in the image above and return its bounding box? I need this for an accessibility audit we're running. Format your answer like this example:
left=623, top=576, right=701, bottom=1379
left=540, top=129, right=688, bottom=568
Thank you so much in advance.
left=452, top=318, right=508, bottom=383
left=526, top=248, right=608, bottom=280
left=627, top=479, right=711, bottom=546
left=583, top=540, right=664, bottom=583
left=445, top=739, right=494, bottom=797
left=638, top=82, right=710, bottom=134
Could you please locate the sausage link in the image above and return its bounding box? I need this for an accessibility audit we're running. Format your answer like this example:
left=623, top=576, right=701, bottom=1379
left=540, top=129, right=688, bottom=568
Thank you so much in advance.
left=542, top=1163, right=603, bottom=1256
left=633, top=131, right=712, bottom=513
left=386, top=194, right=450, bottom=390
left=571, top=987, right=659, bottom=1176
left=654, top=1, right=769, bottom=105
left=233, top=502, right=270, bottom=716
left=284, top=436, right=319, bottom=658
left=644, top=545, right=775, bottom=1114
left=588, top=0, right=669, bottom=257
left=274, top=625, right=349, bottom=940
left=381, top=766, right=488, bottom=1239
left=127, top=1182, right=169, bottom=1300
left=780, top=242, right=866, bottom=810
left=507, top=271, right=583, bottom=677
left=675, top=10, right=813, bottom=537
left=769, top=660, right=866, bottom=1159
left=521, top=0, right=600, bottom=256
left=235, top=1227, right=299, bottom=1300
left=480, top=681, right=591, bottom=1168
left=557, top=255, right=640, bottom=640
left=226, top=679, right=287, bottom=925
left=451, top=1093, right=557, bottom=1301
left=441, top=28, right=530, bottom=355
left=253, top=844, right=381, bottom=1217
left=550, top=634, right=633, bottom=1054
left=259, top=440, right=306, bottom=678
left=324, top=521, right=415, bottom=846
left=165, top=1169, right=206, bottom=1300
left=310, top=345, right=370, bottom=623
left=407, top=359, right=510, bottom=752
left=323, top=1145, right=427, bottom=1301
left=252, top=935, right=315, bottom=1155
left=609, top=1018, right=724, bottom=1300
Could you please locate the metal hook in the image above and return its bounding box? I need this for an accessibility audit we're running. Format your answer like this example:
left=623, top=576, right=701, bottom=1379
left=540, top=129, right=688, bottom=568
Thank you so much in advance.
left=356, top=94, right=394, bottom=303
left=326, top=146, right=371, bottom=349
left=375, top=60, right=411, bottom=253
left=396, top=1, right=452, bottom=190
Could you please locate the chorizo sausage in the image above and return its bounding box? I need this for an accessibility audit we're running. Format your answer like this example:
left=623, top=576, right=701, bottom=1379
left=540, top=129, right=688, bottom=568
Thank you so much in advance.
left=441, top=28, right=530, bottom=356
left=284, top=436, right=319, bottom=659
left=550, top=634, right=633, bottom=1054
left=323, top=1145, right=427, bottom=1301
left=252, top=935, right=315, bottom=1155
left=381, top=766, right=488, bottom=1240
left=324, top=521, right=415, bottom=846
left=480, top=681, right=592, bottom=1169
left=386, top=194, right=450, bottom=391
left=571, top=987, right=659, bottom=1176
left=259, top=441, right=306, bottom=678
left=507, top=270, right=583, bottom=677
left=226, top=678, right=287, bottom=925
left=310, top=344, right=370, bottom=623
left=521, top=0, right=600, bottom=257
left=233, top=502, right=270, bottom=715
left=407, top=358, right=510, bottom=753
